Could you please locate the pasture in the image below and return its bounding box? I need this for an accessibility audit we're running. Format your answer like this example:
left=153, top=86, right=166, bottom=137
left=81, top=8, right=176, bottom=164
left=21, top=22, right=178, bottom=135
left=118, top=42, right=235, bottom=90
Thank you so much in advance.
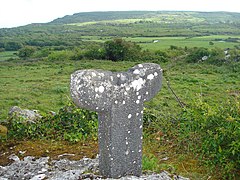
left=79, top=35, right=240, bottom=50
left=0, top=57, right=239, bottom=179
left=0, top=51, right=17, bottom=61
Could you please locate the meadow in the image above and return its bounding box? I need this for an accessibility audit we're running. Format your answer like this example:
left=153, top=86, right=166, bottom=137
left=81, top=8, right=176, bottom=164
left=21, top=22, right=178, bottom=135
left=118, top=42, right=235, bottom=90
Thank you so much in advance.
left=79, top=35, right=240, bottom=50
left=0, top=57, right=239, bottom=120
left=1, top=56, right=240, bottom=179
left=0, top=51, right=17, bottom=61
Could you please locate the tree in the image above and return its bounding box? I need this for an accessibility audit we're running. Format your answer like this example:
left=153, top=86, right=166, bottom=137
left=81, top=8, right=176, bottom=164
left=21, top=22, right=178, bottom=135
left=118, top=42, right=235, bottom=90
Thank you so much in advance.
left=18, top=46, right=36, bottom=59
left=5, top=42, right=22, bottom=51
left=104, top=39, right=141, bottom=61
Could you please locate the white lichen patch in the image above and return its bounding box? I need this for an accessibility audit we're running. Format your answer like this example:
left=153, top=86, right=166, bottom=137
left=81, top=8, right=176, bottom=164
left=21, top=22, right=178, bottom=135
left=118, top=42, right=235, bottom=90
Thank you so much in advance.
left=120, top=75, right=127, bottom=81
left=95, top=87, right=99, bottom=92
left=154, top=72, right=158, bottom=76
left=128, top=114, right=132, bottom=119
left=125, top=86, right=131, bottom=91
left=138, top=95, right=141, bottom=100
left=123, top=100, right=126, bottom=105
left=98, top=86, right=105, bottom=93
left=147, top=74, right=154, bottom=80
left=131, top=78, right=145, bottom=91
left=133, top=69, right=140, bottom=74
left=138, top=64, right=143, bottom=68
left=136, top=100, right=140, bottom=104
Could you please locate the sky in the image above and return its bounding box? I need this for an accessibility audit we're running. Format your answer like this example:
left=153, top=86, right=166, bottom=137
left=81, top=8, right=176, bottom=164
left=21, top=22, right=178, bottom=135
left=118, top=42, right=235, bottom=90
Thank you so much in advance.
left=0, top=0, right=240, bottom=28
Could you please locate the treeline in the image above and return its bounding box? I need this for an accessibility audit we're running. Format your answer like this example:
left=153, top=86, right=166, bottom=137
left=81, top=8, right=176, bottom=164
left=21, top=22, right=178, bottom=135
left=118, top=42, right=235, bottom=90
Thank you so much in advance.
left=16, top=38, right=240, bottom=66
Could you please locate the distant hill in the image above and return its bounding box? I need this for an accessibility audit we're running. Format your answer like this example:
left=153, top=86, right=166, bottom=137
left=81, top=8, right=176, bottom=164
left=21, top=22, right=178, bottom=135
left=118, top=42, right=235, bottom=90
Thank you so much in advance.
left=50, top=11, right=151, bottom=24
left=50, top=11, right=240, bottom=25
left=1, top=11, right=240, bottom=52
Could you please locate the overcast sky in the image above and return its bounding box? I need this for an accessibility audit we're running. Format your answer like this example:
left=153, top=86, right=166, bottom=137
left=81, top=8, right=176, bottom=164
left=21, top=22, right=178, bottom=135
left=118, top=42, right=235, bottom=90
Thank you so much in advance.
left=0, top=0, right=240, bottom=28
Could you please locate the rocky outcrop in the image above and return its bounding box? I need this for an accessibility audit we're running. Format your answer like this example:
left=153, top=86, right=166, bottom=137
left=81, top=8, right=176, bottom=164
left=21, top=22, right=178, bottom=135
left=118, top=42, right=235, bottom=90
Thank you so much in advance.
left=0, top=154, right=189, bottom=180
left=8, top=106, right=42, bottom=123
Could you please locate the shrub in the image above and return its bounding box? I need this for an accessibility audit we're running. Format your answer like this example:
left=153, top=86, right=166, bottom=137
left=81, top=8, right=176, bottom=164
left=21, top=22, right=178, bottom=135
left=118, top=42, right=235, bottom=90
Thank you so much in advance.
left=186, top=47, right=210, bottom=63
left=143, top=97, right=240, bottom=178
left=47, top=50, right=73, bottom=61
left=6, top=103, right=98, bottom=142
left=104, top=38, right=141, bottom=61
left=179, top=98, right=240, bottom=178
left=18, top=46, right=36, bottom=59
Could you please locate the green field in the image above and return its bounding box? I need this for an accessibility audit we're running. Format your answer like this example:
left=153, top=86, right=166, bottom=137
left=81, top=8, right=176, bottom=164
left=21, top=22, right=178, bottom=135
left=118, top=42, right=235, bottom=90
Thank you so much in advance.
left=130, top=35, right=240, bottom=50
left=0, top=51, right=17, bottom=61
left=0, top=58, right=239, bottom=178
left=0, top=58, right=239, bottom=122
left=79, top=35, right=240, bottom=50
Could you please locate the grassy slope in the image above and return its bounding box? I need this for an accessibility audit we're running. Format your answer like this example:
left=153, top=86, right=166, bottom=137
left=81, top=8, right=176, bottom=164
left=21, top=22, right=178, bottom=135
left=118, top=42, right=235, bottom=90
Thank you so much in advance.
left=1, top=58, right=239, bottom=179
left=0, top=59, right=238, bottom=121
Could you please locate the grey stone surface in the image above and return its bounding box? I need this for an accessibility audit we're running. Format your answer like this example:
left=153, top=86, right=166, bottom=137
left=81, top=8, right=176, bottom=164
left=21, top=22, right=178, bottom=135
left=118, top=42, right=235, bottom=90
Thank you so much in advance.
left=8, top=106, right=42, bottom=123
left=70, top=63, right=162, bottom=178
left=0, top=155, right=189, bottom=180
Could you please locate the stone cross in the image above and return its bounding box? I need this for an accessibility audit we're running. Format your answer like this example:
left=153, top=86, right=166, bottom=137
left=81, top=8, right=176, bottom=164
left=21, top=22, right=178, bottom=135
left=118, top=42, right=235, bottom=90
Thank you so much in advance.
left=70, top=63, right=162, bottom=178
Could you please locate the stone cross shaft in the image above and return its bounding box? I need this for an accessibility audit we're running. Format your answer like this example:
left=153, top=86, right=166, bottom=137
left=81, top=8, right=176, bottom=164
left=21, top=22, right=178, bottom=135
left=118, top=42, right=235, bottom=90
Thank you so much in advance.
left=70, top=63, right=162, bottom=178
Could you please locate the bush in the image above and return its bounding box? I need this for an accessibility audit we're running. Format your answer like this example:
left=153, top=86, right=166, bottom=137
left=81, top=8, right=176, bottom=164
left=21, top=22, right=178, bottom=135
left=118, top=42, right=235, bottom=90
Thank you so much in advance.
left=104, top=38, right=141, bottom=61
left=48, top=50, right=73, bottom=61
left=181, top=99, right=240, bottom=178
left=143, top=97, right=240, bottom=178
left=18, top=46, right=36, bottom=59
left=186, top=47, right=210, bottom=63
left=6, top=103, right=98, bottom=142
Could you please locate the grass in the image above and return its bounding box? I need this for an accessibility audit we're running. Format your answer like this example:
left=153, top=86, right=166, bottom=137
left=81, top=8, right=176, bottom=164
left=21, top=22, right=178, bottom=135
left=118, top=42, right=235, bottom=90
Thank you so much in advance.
left=0, top=58, right=239, bottom=119
left=0, top=51, right=17, bottom=61
left=0, top=59, right=136, bottom=120
left=77, top=35, right=240, bottom=50
left=138, top=35, right=240, bottom=50
left=0, top=58, right=239, bottom=179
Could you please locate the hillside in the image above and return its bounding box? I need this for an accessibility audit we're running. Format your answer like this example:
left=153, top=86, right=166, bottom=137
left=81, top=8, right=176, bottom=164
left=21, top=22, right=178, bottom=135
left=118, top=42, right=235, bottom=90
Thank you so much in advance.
left=0, top=11, right=240, bottom=53
left=50, top=11, right=240, bottom=25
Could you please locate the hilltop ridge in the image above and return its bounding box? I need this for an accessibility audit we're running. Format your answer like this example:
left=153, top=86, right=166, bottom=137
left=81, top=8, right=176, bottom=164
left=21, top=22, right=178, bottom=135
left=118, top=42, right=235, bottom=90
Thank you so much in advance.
left=49, top=11, right=240, bottom=25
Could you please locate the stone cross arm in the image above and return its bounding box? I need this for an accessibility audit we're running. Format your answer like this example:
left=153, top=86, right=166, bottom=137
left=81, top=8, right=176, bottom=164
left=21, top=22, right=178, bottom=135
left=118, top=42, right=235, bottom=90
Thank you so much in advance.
left=71, top=63, right=162, bottom=112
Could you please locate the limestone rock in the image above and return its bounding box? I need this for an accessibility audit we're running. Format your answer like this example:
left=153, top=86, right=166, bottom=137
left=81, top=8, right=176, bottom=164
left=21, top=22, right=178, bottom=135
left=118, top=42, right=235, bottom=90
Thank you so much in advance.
left=0, top=155, right=189, bottom=180
left=8, top=106, right=42, bottom=123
